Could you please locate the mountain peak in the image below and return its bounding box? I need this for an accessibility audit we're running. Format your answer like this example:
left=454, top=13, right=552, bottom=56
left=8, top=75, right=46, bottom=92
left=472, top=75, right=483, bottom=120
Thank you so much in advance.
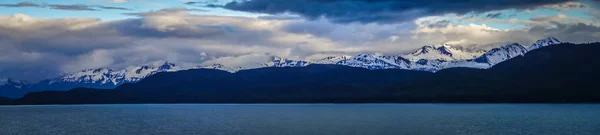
left=158, top=62, right=176, bottom=71
left=436, top=45, right=453, bottom=56
left=412, top=45, right=437, bottom=55
left=211, top=63, right=226, bottom=68
left=357, top=53, right=377, bottom=58
left=5, top=79, right=29, bottom=85
left=529, top=37, right=562, bottom=51
left=405, top=44, right=481, bottom=61
left=1, top=78, right=30, bottom=89
left=474, top=42, right=527, bottom=65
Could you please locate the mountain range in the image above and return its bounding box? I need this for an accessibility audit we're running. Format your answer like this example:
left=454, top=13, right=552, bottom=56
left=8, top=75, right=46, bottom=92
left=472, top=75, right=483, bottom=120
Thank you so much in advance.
left=5, top=41, right=600, bottom=104
left=0, top=37, right=562, bottom=98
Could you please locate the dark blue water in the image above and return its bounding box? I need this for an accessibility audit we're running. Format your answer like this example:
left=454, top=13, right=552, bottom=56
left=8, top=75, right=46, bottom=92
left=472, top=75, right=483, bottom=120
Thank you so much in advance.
left=1, top=104, right=599, bottom=135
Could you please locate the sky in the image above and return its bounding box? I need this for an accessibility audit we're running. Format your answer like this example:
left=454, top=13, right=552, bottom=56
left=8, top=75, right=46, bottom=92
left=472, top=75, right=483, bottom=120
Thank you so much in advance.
left=0, top=0, right=599, bottom=81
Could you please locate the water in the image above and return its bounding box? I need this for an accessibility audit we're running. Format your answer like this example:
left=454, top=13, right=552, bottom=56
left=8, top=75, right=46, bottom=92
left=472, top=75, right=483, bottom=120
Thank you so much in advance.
left=0, top=104, right=599, bottom=135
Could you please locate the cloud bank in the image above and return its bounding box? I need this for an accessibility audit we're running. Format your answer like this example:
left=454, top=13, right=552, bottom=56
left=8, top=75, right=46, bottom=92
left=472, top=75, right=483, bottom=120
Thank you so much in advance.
left=0, top=0, right=599, bottom=81
left=207, top=0, right=573, bottom=23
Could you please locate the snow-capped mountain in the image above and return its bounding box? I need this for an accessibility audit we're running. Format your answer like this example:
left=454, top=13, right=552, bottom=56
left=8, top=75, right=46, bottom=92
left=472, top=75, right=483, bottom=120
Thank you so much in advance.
left=0, top=37, right=566, bottom=98
left=0, top=79, right=33, bottom=98
left=123, top=62, right=180, bottom=82
left=48, top=68, right=123, bottom=85
left=198, top=56, right=309, bottom=72
left=337, top=54, right=404, bottom=69
left=47, top=62, right=181, bottom=86
left=336, top=38, right=559, bottom=72
left=473, top=43, right=528, bottom=65
left=0, top=62, right=185, bottom=98
left=529, top=37, right=562, bottom=51
left=0, top=79, right=31, bottom=89
left=403, top=44, right=484, bottom=61
left=199, top=56, right=352, bottom=72
left=337, top=53, right=452, bottom=72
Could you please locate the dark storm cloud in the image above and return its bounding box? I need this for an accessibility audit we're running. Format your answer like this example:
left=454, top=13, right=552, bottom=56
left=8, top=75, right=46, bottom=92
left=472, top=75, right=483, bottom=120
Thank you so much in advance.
left=0, top=2, right=39, bottom=7
left=201, top=0, right=572, bottom=23
left=97, top=6, right=132, bottom=11
left=485, top=13, right=503, bottom=19
left=258, top=15, right=303, bottom=20
left=47, top=4, right=98, bottom=11
left=48, top=4, right=132, bottom=11
left=185, top=0, right=220, bottom=6
left=0, top=2, right=132, bottom=11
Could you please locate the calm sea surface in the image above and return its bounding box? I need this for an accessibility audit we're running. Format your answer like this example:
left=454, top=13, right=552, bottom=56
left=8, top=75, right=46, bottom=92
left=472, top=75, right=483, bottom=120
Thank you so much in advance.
left=0, top=104, right=599, bottom=135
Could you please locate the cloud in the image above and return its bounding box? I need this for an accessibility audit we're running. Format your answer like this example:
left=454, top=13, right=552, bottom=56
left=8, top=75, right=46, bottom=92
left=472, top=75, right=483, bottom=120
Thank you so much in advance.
left=528, top=22, right=600, bottom=43
left=412, top=15, right=600, bottom=49
left=0, top=14, right=131, bottom=80
left=427, top=20, right=451, bottom=28
left=457, top=15, right=554, bottom=27
left=204, top=0, right=572, bottom=23
left=258, top=15, right=303, bottom=20
left=0, top=6, right=599, bottom=81
left=0, top=9, right=293, bottom=81
left=0, top=2, right=39, bottom=7
left=530, top=14, right=600, bottom=26
left=62, top=49, right=115, bottom=72
left=48, top=4, right=99, bottom=11
left=0, top=2, right=132, bottom=11
left=123, top=7, right=205, bottom=16
left=541, top=1, right=588, bottom=11
left=485, top=13, right=503, bottom=19
left=97, top=6, right=132, bottom=10
left=105, top=0, right=129, bottom=3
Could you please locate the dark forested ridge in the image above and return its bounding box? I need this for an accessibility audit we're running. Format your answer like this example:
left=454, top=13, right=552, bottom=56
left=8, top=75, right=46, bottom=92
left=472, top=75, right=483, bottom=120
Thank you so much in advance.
left=3, top=43, right=600, bottom=105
